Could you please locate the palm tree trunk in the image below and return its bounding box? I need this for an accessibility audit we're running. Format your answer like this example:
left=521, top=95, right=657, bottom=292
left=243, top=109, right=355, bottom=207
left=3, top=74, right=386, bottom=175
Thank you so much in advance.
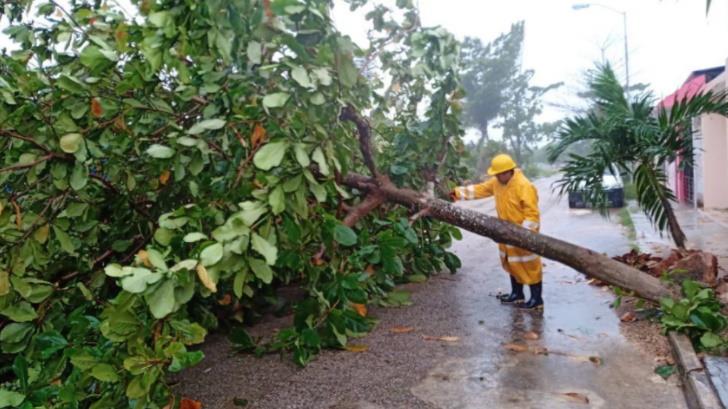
left=661, top=195, right=687, bottom=249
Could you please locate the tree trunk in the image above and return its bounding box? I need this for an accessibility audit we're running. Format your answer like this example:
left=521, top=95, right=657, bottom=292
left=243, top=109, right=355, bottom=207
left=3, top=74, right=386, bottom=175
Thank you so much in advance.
left=343, top=174, right=676, bottom=303
left=661, top=195, right=687, bottom=249
left=474, top=122, right=489, bottom=175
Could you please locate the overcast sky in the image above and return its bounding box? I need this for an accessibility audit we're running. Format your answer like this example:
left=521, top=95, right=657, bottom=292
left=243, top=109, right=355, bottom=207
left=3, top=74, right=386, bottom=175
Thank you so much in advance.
left=333, top=0, right=728, bottom=128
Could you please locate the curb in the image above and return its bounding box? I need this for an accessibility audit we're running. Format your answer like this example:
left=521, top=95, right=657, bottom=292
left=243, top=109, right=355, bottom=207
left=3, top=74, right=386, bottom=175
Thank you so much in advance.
left=669, top=332, right=725, bottom=409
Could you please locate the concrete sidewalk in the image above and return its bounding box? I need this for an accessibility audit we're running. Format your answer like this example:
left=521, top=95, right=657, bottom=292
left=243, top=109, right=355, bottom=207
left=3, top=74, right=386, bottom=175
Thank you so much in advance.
left=629, top=203, right=728, bottom=268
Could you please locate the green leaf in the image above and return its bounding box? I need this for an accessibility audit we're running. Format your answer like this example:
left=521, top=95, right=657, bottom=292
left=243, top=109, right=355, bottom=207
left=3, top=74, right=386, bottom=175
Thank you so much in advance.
left=247, top=41, right=262, bottom=64
left=104, top=263, right=129, bottom=277
left=309, top=182, right=327, bottom=203
left=262, top=92, right=290, bottom=108
left=80, top=45, right=115, bottom=69
left=654, top=364, right=676, bottom=380
left=91, top=363, right=120, bottom=383
left=313, top=68, right=332, bottom=86
left=253, top=141, right=289, bottom=170
left=700, top=332, right=724, bottom=349
left=239, top=201, right=268, bottom=226
left=168, top=350, right=204, bottom=372
left=146, top=144, right=175, bottom=159
left=407, top=274, right=427, bottom=283
left=120, top=268, right=162, bottom=293
left=183, top=232, right=207, bottom=242
left=294, top=144, right=310, bottom=167
left=53, top=226, right=76, bottom=254
left=10, top=277, right=53, bottom=303
left=310, top=93, right=325, bottom=105
left=292, top=66, right=313, bottom=88
left=0, top=389, right=25, bottom=408
left=60, top=133, right=83, bottom=153
left=233, top=271, right=247, bottom=298
left=70, top=163, right=88, bottom=191
left=251, top=233, right=278, bottom=265
left=0, top=323, right=32, bottom=343
left=188, top=118, right=226, bottom=135
left=269, top=186, right=285, bottom=215
left=249, top=258, right=273, bottom=284
left=334, top=225, right=357, bottom=246
left=70, top=351, right=98, bottom=370
left=0, top=302, right=37, bottom=322
left=36, top=330, right=68, bottom=359
left=148, top=11, right=171, bottom=27
left=200, top=243, right=224, bottom=266
left=146, top=249, right=167, bottom=270
left=146, top=280, right=176, bottom=319
left=0, top=271, right=8, bottom=296
left=337, top=56, right=358, bottom=88
left=312, top=147, right=329, bottom=175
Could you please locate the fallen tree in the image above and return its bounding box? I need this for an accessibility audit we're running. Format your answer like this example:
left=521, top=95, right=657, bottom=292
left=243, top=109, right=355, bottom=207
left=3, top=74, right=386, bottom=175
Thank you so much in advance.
left=339, top=109, right=676, bottom=303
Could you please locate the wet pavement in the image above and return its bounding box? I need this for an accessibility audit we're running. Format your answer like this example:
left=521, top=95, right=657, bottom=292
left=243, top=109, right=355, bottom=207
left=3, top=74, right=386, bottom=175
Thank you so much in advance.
left=177, top=177, right=686, bottom=408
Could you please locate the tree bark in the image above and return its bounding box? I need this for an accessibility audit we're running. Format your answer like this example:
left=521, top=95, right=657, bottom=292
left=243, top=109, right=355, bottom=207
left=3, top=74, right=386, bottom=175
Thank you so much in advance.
left=343, top=173, right=677, bottom=303
left=474, top=121, right=489, bottom=175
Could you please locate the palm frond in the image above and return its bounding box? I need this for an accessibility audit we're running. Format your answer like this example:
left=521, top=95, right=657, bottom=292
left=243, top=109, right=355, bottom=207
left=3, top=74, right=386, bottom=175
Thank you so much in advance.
left=632, top=162, right=675, bottom=232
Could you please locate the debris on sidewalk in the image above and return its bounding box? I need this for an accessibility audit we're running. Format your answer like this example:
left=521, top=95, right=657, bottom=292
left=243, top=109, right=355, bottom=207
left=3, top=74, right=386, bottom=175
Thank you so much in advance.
left=613, top=249, right=718, bottom=285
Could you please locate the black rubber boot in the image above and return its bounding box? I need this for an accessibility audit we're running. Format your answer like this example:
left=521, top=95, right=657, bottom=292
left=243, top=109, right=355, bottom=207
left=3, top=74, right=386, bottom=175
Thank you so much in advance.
left=518, top=282, right=544, bottom=310
left=498, top=276, right=525, bottom=304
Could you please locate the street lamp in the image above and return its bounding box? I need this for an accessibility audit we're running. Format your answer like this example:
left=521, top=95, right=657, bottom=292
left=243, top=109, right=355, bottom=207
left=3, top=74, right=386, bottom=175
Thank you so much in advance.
left=572, top=3, right=630, bottom=92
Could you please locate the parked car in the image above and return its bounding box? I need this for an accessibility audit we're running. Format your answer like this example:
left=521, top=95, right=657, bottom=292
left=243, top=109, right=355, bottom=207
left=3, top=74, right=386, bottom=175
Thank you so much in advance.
left=568, top=173, right=625, bottom=208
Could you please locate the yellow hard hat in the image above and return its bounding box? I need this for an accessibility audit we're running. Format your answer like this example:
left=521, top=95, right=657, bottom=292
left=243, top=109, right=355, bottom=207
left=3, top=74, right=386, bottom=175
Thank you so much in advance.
left=487, top=154, right=517, bottom=176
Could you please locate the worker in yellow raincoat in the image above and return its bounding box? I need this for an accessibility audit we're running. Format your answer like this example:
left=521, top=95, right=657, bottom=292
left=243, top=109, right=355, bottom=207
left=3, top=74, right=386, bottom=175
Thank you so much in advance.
left=450, top=154, right=543, bottom=310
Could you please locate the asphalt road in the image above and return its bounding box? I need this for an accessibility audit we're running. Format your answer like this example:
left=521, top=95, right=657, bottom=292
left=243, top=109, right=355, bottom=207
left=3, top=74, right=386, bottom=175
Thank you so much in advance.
left=177, top=176, right=686, bottom=409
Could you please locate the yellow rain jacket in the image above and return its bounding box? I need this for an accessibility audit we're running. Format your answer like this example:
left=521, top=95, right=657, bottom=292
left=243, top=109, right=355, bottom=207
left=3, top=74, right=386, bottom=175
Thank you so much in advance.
left=453, top=170, right=542, bottom=285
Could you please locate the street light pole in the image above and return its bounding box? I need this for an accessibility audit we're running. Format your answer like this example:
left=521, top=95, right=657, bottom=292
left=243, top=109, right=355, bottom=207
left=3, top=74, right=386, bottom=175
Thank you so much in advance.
left=572, top=3, right=629, bottom=91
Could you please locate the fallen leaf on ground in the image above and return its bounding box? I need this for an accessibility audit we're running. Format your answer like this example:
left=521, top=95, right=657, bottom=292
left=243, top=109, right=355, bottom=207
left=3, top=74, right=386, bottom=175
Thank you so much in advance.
left=180, top=398, right=203, bottom=409
left=620, top=311, right=636, bottom=322
left=532, top=346, right=549, bottom=355
left=503, top=343, right=529, bottom=353
left=345, top=344, right=369, bottom=352
left=351, top=303, right=367, bottom=317
left=423, top=335, right=460, bottom=342
left=561, top=392, right=589, bottom=404
left=523, top=331, right=540, bottom=340
left=390, top=326, right=415, bottom=334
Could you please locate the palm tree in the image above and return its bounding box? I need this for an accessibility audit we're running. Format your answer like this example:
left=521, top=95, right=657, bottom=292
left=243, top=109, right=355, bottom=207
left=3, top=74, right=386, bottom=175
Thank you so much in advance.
left=549, top=64, right=728, bottom=249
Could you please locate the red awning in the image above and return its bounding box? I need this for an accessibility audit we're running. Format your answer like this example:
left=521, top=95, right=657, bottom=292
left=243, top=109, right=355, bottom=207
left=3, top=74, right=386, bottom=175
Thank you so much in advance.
left=658, top=74, right=707, bottom=109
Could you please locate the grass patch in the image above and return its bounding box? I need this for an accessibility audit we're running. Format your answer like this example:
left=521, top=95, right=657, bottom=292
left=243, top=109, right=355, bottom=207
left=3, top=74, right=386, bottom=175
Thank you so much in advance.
left=618, top=207, right=638, bottom=250
left=623, top=182, right=637, bottom=200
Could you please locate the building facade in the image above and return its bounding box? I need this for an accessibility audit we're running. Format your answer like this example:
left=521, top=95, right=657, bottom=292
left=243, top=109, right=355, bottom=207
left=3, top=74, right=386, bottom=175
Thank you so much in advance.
left=661, top=60, right=728, bottom=209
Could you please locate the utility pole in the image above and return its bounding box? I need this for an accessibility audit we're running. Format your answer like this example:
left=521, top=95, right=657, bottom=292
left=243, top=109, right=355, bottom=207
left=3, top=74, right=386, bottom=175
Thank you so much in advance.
left=572, top=3, right=629, bottom=92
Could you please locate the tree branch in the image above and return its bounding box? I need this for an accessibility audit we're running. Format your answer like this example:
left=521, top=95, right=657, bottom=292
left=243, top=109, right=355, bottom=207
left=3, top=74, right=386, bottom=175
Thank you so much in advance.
left=340, top=105, right=380, bottom=179
left=1, top=129, right=51, bottom=153
left=90, top=174, right=154, bottom=221
left=0, top=153, right=54, bottom=173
